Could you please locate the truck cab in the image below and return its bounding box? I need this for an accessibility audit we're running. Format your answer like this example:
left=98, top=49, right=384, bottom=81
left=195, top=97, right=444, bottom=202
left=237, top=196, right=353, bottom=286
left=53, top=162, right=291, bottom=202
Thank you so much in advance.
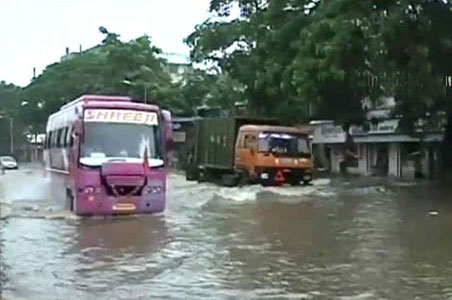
left=234, top=125, right=313, bottom=185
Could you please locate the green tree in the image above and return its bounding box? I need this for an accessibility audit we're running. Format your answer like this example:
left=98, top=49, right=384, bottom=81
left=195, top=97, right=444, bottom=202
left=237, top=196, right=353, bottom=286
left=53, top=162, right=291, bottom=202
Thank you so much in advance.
left=188, top=0, right=452, bottom=171
left=22, top=29, right=179, bottom=130
left=0, top=81, right=24, bottom=154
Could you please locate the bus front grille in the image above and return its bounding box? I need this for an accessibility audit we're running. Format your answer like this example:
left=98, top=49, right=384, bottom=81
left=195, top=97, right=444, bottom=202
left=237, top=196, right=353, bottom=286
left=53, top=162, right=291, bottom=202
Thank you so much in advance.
left=106, top=185, right=143, bottom=197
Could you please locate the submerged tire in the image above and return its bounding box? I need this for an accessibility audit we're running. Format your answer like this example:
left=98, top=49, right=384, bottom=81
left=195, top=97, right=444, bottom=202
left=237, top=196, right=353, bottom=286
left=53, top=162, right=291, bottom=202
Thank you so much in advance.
left=221, top=174, right=238, bottom=187
left=237, top=170, right=250, bottom=186
left=260, top=179, right=275, bottom=187
left=185, top=164, right=200, bottom=181
left=198, top=167, right=209, bottom=182
left=290, top=180, right=301, bottom=186
left=186, top=168, right=198, bottom=181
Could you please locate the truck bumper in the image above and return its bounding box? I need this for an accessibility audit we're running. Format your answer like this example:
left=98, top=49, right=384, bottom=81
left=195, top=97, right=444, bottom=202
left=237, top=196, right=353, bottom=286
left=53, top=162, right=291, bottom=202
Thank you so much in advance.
left=255, top=167, right=313, bottom=185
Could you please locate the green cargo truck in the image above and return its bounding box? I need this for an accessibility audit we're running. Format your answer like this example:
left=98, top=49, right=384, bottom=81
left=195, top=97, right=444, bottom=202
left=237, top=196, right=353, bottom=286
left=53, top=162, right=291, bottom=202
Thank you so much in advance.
left=186, top=116, right=314, bottom=186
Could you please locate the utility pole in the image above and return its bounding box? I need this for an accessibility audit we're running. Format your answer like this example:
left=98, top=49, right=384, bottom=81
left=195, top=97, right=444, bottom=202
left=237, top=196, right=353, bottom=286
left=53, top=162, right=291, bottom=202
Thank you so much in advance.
left=0, top=114, right=13, bottom=155
left=123, top=80, right=148, bottom=104
left=10, top=117, right=13, bottom=154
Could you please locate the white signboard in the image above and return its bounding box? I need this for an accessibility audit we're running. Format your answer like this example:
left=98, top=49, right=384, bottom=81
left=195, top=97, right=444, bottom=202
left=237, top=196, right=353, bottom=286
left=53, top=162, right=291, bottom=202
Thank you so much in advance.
left=84, top=109, right=158, bottom=125
left=173, top=131, right=186, bottom=143
left=370, top=119, right=399, bottom=134
left=312, top=124, right=346, bottom=144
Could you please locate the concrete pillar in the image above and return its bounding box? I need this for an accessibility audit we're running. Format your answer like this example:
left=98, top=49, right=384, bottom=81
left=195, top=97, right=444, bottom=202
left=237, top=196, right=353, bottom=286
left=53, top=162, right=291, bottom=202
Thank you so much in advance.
left=370, top=144, right=378, bottom=168
left=330, top=146, right=342, bottom=173
left=358, top=144, right=369, bottom=175
left=420, top=148, right=429, bottom=179
left=316, top=144, right=330, bottom=169
left=388, top=143, right=401, bottom=178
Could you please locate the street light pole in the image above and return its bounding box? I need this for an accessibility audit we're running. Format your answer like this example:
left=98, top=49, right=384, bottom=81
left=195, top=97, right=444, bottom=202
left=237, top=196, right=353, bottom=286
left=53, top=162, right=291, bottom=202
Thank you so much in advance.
left=123, top=80, right=148, bottom=104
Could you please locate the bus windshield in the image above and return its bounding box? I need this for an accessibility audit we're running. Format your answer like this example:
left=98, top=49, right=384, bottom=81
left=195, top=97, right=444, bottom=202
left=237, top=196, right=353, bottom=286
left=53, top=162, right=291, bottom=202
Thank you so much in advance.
left=80, top=122, right=163, bottom=167
left=258, top=132, right=310, bottom=157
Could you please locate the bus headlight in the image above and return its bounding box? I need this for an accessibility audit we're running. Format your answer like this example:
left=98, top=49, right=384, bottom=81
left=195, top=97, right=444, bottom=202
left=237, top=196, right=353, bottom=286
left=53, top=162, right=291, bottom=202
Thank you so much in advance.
left=144, top=186, right=164, bottom=195
left=82, top=186, right=101, bottom=194
left=83, top=186, right=95, bottom=194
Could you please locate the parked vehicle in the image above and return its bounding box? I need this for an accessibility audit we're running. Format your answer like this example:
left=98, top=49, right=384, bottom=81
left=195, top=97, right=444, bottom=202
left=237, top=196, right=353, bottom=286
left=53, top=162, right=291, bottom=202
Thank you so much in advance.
left=44, top=94, right=173, bottom=216
left=0, top=155, right=18, bottom=170
left=186, top=117, right=313, bottom=186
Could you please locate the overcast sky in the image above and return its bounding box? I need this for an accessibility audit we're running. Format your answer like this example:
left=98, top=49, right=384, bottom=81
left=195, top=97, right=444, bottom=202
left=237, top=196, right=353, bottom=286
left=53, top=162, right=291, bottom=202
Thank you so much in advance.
left=0, top=0, right=212, bottom=87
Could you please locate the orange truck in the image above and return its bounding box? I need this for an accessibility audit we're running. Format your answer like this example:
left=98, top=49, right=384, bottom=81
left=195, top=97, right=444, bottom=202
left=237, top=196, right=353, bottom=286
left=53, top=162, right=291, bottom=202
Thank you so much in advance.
left=186, top=117, right=313, bottom=186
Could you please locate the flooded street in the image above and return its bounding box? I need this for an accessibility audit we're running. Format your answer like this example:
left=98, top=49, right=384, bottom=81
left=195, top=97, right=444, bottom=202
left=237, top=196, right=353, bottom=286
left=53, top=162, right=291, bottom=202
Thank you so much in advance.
left=1, top=165, right=452, bottom=300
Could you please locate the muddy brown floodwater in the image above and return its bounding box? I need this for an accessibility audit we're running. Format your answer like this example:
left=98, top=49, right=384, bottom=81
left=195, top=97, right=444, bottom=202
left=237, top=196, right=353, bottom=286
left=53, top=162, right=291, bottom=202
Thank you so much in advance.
left=1, top=165, right=452, bottom=299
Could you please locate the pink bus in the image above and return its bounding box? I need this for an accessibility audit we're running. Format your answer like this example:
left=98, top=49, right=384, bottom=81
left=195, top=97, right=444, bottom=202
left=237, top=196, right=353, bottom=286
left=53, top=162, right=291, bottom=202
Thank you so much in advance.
left=44, top=95, right=173, bottom=216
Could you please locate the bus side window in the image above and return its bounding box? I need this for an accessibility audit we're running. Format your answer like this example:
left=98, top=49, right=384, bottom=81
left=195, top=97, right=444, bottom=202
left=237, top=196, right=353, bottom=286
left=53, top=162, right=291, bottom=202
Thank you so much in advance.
left=50, top=130, right=57, bottom=148
left=59, top=128, right=63, bottom=148
left=56, top=129, right=60, bottom=148
left=68, top=127, right=74, bottom=147
left=53, top=129, right=57, bottom=148
left=61, top=127, right=69, bottom=148
left=44, top=133, right=49, bottom=149
left=56, top=129, right=63, bottom=148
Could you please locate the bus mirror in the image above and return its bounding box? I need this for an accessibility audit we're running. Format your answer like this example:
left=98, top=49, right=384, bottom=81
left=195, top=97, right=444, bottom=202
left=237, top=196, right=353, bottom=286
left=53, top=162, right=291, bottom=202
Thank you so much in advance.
left=161, top=110, right=173, bottom=166
left=74, top=119, right=83, bottom=136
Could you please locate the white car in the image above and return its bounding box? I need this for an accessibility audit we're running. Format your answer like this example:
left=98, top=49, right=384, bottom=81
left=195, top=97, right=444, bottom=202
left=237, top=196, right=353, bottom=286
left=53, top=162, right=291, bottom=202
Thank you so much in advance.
left=0, top=156, right=18, bottom=170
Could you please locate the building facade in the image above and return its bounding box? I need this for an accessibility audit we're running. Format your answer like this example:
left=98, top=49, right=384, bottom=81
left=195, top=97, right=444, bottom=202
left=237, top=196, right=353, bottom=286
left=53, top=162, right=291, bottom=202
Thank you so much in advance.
left=311, top=118, right=445, bottom=180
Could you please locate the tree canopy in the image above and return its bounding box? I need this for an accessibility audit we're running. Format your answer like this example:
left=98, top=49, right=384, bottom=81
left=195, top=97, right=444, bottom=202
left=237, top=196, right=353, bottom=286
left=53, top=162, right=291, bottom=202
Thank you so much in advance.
left=2, top=3, right=452, bottom=167
left=0, top=27, right=245, bottom=151
left=186, top=0, right=452, bottom=124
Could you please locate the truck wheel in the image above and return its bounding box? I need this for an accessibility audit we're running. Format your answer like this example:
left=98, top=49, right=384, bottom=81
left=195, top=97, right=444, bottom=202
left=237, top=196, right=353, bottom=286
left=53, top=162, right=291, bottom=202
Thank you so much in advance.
left=290, top=179, right=301, bottom=186
left=186, top=166, right=198, bottom=181
left=237, top=170, right=250, bottom=186
left=198, top=167, right=208, bottom=182
left=221, top=174, right=238, bottom=187
left=260, top=178, right=275, bottom=187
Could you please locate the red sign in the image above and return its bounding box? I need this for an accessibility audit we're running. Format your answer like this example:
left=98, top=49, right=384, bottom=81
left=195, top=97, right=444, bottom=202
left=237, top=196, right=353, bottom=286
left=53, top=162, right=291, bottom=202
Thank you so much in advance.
left=84, top=109, right=158, bottom=125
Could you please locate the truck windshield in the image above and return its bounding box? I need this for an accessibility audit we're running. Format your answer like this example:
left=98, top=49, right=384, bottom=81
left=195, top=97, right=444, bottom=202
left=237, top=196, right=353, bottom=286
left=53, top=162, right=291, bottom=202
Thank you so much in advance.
left=258, top=132, right=310, bottom=157
left=80, top=123, right=163, bottom=167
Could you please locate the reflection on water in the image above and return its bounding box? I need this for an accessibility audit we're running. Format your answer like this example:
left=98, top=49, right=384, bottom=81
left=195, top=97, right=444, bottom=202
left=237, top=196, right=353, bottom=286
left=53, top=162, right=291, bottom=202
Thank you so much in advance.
left=71, top=216, right=171, bottom=297
left=1, top=170, right=452, bottom=299
left=73, top=216, right=169, bottom=252
left=1, top=216, right=170, bottom=300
